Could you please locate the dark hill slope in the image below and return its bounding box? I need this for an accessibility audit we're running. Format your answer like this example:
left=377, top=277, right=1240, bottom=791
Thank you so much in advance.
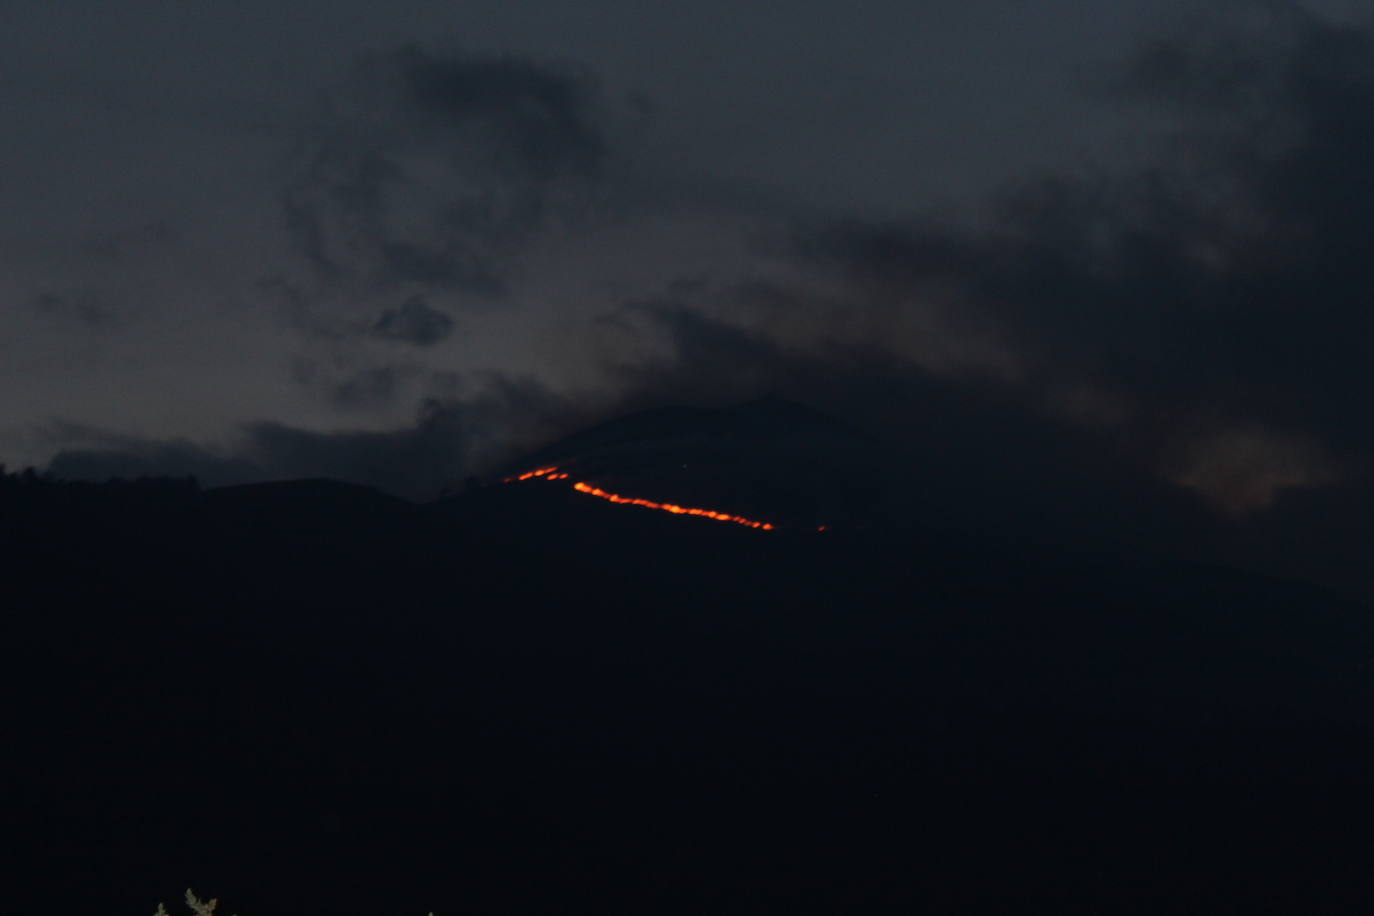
left=495, top=397, right=886, bottom=529
left=6, top=472, right=1374, bottom=913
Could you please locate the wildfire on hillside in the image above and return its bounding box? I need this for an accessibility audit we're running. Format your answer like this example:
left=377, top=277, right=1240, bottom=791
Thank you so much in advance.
left=502, top=465, right=778, bottom=530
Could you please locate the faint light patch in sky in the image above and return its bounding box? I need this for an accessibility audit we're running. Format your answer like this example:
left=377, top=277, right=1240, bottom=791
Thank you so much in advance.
left=1167, top=426, right=1341, bottom=515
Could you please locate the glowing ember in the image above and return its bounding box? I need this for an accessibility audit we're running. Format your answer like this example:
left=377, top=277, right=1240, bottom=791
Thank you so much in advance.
left=504, top=466, right=560, bottom=482
left=503, top=465, right=777, bottom=530
left=571, top=482, right=775, bottom=529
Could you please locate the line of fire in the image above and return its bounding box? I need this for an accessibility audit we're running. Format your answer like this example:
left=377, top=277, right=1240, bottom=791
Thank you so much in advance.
left=501, top=465, right=782, bottom=530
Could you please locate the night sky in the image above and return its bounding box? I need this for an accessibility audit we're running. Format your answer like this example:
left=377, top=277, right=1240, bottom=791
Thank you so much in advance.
left=5, top=1, right=1374, bottom=589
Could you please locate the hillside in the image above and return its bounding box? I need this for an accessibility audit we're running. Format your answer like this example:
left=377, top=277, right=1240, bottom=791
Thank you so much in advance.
left=6, top=441, right=1374, bottom=913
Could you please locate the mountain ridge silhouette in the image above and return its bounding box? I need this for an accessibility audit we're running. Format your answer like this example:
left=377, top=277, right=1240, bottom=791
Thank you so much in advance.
left=7, top=420, right=1374, bottom=913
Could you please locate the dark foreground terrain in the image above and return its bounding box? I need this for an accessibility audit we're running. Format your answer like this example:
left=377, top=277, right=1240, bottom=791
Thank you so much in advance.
left=7, top=470, right=1374, bottom=913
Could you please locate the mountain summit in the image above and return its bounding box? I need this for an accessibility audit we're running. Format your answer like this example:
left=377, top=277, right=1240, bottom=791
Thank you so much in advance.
left=496, top=397, right=885, bottom=529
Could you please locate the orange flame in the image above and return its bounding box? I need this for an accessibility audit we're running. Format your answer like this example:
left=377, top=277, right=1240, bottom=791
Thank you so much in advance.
left=503, top=465, right=777, bottom=530
left=503, top=466, right=560, bottom=483
left=572, top=482, right=775, bottom=530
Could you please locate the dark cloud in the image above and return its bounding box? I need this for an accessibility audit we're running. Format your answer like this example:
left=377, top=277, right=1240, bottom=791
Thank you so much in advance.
left=1106, top=5, right=1297, bottom=115
left=239, top=404, right=469, bottom=499
left=371, top=295, right=455, bottom=347
left=775, top=5, right=1374, bottom=513
left=47, top=408, right=464, bottom=501
left=332, top=366, right=404, bottom=409
left=47, top=380, right=574, bottom=501
left=399, top=47, right=604, bottom=179
left=281, top=45, right=608, bottom=300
